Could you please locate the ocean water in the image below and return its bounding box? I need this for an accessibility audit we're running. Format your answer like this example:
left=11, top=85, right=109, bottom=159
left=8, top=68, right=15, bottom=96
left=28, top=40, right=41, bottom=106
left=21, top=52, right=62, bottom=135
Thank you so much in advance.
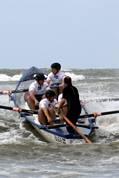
left=0, top=68, right=119, bottom=178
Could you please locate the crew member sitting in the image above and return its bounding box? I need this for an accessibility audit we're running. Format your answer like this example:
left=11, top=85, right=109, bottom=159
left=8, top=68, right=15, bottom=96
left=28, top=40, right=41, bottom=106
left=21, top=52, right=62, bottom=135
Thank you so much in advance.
left=47, top=62, right=65, bottom=98
left=38, top=89, right=57, bottom=125
left=24, top=73, right=48, bottom=110
left=58, top=76, right=82, bottom=133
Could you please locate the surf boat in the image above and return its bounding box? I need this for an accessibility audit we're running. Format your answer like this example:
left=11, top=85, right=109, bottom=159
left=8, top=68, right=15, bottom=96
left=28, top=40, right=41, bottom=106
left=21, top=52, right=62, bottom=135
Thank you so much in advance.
left=10, top=66, right=98, bottom=144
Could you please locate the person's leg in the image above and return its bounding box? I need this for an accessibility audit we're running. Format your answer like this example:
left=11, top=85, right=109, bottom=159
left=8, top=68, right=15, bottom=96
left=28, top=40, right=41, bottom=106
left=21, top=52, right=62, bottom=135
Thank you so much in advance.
left=49, top=108, right=56, bottom=123
left=24, top=92, right=35, bottom=110
left=38, top=108, right=56, bottom=125
left=38, top=108, right=48, bottom=125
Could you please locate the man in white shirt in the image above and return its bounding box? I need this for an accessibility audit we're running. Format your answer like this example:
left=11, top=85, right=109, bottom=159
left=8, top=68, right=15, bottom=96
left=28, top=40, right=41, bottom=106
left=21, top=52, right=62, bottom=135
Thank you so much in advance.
left=24, top=73, right=48, bottom=110
left=38, top=89, right=57, bottom=125
left=47, top=63, right=65, bottom=98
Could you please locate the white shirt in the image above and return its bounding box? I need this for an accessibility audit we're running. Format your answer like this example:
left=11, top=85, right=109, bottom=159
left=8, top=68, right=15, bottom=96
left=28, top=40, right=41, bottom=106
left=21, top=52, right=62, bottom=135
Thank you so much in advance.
left=29, top=81, right=48, bottom=95
left=47, top=71, right=65, bottom=85
left=39, top=98, right=57, bottom=109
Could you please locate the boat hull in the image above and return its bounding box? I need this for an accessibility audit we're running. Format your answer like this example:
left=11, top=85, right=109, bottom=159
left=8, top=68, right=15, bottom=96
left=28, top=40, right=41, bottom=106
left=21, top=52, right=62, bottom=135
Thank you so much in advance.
left=20, top=114, right=97, bottom=144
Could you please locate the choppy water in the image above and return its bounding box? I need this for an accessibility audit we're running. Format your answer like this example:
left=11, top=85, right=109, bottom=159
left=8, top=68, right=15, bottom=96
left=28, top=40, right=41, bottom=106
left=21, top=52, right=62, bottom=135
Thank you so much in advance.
left=0, top=68, right=119, bottom=178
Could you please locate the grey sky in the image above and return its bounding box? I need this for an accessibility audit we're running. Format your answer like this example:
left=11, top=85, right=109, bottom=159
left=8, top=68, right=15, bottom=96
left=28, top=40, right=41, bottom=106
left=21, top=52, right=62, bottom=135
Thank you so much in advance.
left=0, top=0, right=119, bottom=69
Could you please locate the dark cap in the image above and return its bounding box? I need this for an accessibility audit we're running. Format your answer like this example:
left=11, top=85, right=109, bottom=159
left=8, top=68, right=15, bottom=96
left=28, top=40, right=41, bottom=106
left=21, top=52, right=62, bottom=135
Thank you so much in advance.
left=51, top=62, right=61, bottom=70
left=34, top=73, right=46, bottom=81
left=45, top=89, right=56, bottom=98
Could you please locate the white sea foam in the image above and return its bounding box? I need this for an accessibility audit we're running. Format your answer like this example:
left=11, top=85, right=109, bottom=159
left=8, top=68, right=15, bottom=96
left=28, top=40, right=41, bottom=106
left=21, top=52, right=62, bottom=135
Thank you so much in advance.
left=0, top=74, right=22, bottom=81
left=0, top=74, right=11, bottom=81
left=11, top=74, right=22, bottom=81
left=65, top=72, right=85, bottom=81
left=0, top=72, right=85, bottom=82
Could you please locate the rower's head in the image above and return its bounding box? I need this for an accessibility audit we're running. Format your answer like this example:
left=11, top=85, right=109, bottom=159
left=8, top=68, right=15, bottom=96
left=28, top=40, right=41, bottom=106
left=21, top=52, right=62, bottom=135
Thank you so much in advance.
left=51, top=62, right=61, bottom=74
left=63, top=76, right=72, bottom=87
left=34, top=73, right=46, bottom=85
left=45, top=89, right=56, bottom=102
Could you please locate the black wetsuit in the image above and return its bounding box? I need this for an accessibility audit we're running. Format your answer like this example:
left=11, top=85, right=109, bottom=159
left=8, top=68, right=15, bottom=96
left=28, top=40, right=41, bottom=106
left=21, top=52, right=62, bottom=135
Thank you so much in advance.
left=62, top=85, right=82, bottom=133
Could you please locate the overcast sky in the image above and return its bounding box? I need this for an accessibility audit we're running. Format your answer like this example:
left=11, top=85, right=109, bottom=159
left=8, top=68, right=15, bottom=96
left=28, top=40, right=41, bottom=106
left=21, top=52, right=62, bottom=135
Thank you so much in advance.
left=0, top=0, right=119, bottom=69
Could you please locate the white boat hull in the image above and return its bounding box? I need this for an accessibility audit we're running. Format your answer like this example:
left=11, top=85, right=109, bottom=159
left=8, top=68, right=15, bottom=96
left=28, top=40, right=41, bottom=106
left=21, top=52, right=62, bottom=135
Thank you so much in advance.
left=20, top=114, right=97, bottom=144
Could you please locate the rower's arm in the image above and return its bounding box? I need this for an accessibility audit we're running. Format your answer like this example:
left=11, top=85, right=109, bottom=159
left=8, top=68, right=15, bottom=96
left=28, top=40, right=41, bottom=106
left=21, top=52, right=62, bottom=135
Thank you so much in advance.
left=29, top=91, right=38, bottom=105
left=57, top=98, right=65, bottom=114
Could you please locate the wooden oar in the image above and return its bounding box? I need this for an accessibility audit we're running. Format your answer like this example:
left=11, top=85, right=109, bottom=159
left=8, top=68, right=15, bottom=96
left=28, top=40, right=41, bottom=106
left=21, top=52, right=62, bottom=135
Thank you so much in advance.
left=0, top=89, right=28, bottom=95
left=61, top=113, right=92, bottom=144
left=0, top=105, right=38, bottom=114
left=80, top=110, right=119, bottom=118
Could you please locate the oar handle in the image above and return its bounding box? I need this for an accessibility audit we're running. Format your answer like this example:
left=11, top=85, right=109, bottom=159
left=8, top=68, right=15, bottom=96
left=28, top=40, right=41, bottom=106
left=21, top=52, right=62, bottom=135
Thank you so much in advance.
left=20, top=108, right=38, bottom=114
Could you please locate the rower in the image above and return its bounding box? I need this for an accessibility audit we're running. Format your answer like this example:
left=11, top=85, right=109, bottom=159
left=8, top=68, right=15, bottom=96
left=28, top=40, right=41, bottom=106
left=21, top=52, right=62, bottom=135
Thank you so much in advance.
left=46, top=62, right=65, bottom=98
left=38, top=89, right=58, bottom=125
left=24, top=73, right=48, bottom=110
left=57, top=76, right=82, bottom=133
